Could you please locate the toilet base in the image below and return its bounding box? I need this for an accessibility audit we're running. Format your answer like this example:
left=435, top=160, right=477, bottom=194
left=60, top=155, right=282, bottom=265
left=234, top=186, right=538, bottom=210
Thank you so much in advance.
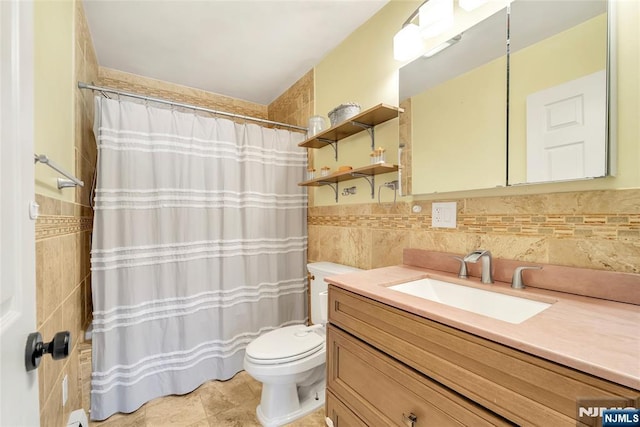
left=256, top=382, right=325, bottom=427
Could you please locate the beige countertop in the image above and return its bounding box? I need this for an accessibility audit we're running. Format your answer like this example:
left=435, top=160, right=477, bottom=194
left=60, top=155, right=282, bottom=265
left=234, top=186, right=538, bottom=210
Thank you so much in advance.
left=326, top=264, right=640, bottom=391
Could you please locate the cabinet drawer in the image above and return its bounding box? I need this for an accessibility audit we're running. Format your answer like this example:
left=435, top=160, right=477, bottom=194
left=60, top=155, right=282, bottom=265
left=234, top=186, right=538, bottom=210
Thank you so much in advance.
left=327, top=390, right=368, bottom=427
left=327, top=325, right=511, bottom=427
left=328, top=286, right=640, bottom=426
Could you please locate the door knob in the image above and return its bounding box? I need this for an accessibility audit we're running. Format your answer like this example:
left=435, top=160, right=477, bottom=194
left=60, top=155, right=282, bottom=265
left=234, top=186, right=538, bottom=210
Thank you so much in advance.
left=25, top=331, right=71, bottom=371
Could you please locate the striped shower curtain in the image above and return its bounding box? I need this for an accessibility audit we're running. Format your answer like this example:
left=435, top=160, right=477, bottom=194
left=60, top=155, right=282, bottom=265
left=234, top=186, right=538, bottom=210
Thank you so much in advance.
left=90, top=96, right=308, bottom=420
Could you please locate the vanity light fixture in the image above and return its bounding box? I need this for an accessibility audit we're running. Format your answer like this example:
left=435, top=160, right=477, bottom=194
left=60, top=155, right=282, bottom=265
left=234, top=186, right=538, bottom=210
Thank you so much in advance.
left=393, top=0, right=455, bottom=61
left=393, top=23, right=423, bottom=61
left=458, top=0, right=487, bottom=12
left=423, top=33, right=462, bottom=58
left=419, top=0, right=454, bottom=38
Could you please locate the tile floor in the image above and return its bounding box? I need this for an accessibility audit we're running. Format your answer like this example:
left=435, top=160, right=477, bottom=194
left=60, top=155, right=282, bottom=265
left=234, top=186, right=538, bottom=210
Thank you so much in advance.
left=89, top=371, right=326, bottom=427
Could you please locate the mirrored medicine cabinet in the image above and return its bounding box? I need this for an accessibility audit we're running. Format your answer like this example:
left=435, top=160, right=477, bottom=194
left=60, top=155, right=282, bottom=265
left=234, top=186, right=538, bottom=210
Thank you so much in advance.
left=399, top=0, right=612, bottom=195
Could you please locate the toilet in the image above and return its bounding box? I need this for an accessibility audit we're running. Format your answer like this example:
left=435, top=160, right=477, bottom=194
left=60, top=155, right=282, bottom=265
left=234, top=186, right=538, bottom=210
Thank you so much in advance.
left=244, top=262, right=361, bottom=427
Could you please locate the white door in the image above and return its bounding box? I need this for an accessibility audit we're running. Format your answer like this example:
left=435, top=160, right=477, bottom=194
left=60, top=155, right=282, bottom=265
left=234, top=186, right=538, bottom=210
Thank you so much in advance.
left=0, top=1, right=40, bottom=426
left=526, top=70, right=607, bottom=183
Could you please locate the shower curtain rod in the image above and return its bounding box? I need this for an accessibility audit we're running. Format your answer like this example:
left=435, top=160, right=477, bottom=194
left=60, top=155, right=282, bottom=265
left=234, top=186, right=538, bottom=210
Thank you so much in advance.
left=77, top=82, right=308, bottom=132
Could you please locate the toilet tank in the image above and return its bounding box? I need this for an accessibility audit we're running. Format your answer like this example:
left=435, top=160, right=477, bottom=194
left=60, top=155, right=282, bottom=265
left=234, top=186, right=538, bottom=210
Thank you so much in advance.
left=307, top=262, right=362, bottom=325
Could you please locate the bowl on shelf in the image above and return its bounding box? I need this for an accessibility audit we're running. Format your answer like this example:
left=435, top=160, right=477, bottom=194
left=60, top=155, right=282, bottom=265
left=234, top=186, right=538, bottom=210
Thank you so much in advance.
left=328, top=103, right=361, bottom=126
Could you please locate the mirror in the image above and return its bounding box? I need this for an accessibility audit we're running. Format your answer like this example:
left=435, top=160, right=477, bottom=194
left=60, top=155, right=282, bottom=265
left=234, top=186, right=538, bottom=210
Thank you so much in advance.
left=400, top=8, right=508, bottom=194
left=508, top=0, right=609, bottom=185
left=399, top=0, right=611, bottom=195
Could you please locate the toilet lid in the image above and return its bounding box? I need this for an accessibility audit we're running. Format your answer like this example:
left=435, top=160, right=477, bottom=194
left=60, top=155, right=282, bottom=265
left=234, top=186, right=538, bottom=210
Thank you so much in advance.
left=245, top=325, right=324, bottom=365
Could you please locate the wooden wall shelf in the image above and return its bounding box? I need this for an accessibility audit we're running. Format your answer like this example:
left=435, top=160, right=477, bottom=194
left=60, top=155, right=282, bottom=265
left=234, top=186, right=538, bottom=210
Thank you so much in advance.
left=299, top=163, right=398, bottom=202
left=298, top=104, right=403, bottom=156
left=298, top=103, right=402, bottom=202
left=299, top=163, right=398, bottom=187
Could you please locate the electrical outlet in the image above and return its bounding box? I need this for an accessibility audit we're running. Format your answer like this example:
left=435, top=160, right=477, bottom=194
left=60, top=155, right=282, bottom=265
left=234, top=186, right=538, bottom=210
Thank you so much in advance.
left=62, top=374, right=68, bottom=407
left=432, top=202, right=457, bottom=228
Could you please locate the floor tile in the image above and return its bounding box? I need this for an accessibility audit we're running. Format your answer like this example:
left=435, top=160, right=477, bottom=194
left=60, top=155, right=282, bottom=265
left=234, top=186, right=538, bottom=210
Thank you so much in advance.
left=89, top=409, right=146, bottom=427
left=88, top=371, right=326, bottom=427
left=285, top=408, right=326, bottom=426
left=144, top=392, right=208, bottom=427
left=207, top=405, right=263, bottom=427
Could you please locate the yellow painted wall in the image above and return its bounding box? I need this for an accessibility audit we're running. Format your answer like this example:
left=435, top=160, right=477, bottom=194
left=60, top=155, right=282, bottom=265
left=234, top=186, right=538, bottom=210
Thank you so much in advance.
left=412, top=56, right=506, bottom=194
left=313, top=0, right=639, bottom=204
left=611, top=0, right=640, bottom=189
left=34, top=0, right=75, bottom=202
left=509, top=14, right=607, bottom=184
left=313, top=1, right=418, bottom=206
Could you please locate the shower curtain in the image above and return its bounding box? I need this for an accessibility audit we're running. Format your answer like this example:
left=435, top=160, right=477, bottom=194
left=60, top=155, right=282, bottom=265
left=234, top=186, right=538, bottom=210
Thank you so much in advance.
left=90, top=96, right=308, bottom=420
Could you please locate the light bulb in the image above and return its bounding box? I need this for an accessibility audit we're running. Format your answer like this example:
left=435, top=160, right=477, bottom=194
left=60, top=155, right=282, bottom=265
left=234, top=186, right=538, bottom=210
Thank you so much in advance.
left=419, top=0, right=454, bottom=39
left=393, top=24, right=423, bottom=61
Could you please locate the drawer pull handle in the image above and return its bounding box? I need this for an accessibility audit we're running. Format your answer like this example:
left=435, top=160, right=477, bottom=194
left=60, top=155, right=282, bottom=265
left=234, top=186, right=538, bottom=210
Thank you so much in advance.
left=402, top=413, right=417, bottom=427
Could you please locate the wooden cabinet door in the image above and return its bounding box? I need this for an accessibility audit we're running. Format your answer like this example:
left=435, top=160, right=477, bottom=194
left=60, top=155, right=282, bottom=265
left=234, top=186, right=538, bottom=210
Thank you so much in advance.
left=327, top=325, right=512, bottom=427
left=327, top=390, right=368, bottom=427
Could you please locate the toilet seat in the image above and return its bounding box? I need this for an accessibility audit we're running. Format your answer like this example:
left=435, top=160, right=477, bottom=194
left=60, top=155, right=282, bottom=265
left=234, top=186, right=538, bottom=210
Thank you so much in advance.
left=246, top=325, right=324, bottom=365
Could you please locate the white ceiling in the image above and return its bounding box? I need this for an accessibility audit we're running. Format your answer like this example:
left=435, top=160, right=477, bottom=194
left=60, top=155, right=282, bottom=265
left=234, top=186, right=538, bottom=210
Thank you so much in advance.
left=83, top=0, right=389, bottom=105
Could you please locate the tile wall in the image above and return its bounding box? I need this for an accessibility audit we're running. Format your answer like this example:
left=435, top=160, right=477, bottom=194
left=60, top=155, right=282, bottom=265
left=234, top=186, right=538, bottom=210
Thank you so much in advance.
left=35, top=2, right=97, bottom=425
left=267, top=69, right=314, bottom=205
left=307, top=189, right=640, bottom=273
left=96, top=67, right=314, bottom=130
left=35, top=196, right=93, bottom=427
left=398, top=98, right=411, bottom=196
left=268, top=69, right=314, bottom=128
left=97, top=68, right=268, bottom=120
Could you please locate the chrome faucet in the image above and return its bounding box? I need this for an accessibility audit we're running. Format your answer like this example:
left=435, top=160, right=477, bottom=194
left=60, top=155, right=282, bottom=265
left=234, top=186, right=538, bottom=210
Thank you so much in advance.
left=463, top=249, right=493, bottom=284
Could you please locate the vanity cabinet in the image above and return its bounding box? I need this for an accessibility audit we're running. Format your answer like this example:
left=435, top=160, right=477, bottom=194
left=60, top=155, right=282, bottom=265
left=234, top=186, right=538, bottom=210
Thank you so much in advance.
left=326, top=390, right=368, bottom=427
left=327, top=325, right=511, bottom=426
left=326, top=285, right=640, bottom=426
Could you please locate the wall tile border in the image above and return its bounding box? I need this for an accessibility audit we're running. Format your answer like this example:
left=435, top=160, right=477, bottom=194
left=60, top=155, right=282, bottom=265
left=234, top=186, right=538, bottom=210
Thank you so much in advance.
left=308, top=212, right=640, bottom=240
left=36, top=215, right=93, bottom=241
left=308, top=189, right=640, bottom=243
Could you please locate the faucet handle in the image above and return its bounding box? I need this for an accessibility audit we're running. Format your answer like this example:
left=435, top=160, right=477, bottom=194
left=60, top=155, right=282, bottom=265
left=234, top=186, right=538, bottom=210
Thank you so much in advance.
left=511, top=266, right=543, bottom=289
left=452, top=256, right=468, bottom=279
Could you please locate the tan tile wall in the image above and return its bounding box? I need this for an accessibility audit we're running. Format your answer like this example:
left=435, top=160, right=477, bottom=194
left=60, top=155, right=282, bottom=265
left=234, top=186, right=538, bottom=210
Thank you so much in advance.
left=308, top=189, right=640, bottom=273
left=75, top=0, right=98, bottom=331
left=97, top=68, right=268, bottom=120
left=268, top=69, right=314, bottom=205
left=78, top=342, right=92, bottom=416
left=35, top=2, right=97, bottom=425
left=268, top=69, right=314, bottom=128
left=35, top=195, right=93, bottom=427
left=398, top=98, right=411, bottom=196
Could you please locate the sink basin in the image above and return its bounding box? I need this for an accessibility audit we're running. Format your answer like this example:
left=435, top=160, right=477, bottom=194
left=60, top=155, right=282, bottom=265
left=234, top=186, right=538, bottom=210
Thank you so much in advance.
left=389, top=278, right=552, bottom=324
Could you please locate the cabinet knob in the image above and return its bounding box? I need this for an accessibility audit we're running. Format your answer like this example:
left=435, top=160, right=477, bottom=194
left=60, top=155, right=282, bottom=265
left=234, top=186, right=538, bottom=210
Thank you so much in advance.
left=402, top=412, right=417, bottom=427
